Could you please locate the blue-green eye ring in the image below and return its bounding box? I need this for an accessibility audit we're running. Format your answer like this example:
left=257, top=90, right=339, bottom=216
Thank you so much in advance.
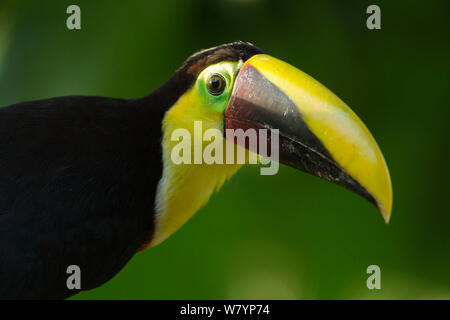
left=206, top=73, right=226, bottom=96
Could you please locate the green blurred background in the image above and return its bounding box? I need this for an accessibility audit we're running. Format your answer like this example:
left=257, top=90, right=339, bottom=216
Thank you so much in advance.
left=0, top=0, right=449, bottom=299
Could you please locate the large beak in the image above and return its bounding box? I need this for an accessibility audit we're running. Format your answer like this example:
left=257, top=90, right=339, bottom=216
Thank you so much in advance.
left=225, top=54, right=393, bottom=222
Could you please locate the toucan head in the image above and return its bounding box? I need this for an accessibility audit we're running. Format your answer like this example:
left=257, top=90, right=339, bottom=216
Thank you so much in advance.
left=151, top=42, right=392, bottom=246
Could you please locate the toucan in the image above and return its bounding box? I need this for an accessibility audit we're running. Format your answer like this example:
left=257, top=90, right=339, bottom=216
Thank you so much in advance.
left=0, top=42, right=392, bottom=299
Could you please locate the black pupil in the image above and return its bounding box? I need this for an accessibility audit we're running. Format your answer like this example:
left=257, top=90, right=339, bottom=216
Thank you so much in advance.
left=208, top=74, right=225, bottom=95
left=211, top=77, right=220, bottom=89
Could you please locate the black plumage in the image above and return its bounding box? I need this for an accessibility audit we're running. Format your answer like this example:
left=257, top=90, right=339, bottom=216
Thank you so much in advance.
left=0, top=95, right=165, bottom=299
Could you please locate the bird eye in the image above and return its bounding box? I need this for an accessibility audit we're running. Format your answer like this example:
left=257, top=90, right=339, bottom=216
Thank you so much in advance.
left=206, top=73, right=226, bottom=96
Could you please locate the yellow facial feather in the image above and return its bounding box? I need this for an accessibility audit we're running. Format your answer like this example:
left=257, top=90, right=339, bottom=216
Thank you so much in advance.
left=150, top=62, right=243, bottom=247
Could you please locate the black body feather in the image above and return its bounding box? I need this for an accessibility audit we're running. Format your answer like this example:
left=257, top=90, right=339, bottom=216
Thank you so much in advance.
left=0, top=95, right=167, bottom=299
